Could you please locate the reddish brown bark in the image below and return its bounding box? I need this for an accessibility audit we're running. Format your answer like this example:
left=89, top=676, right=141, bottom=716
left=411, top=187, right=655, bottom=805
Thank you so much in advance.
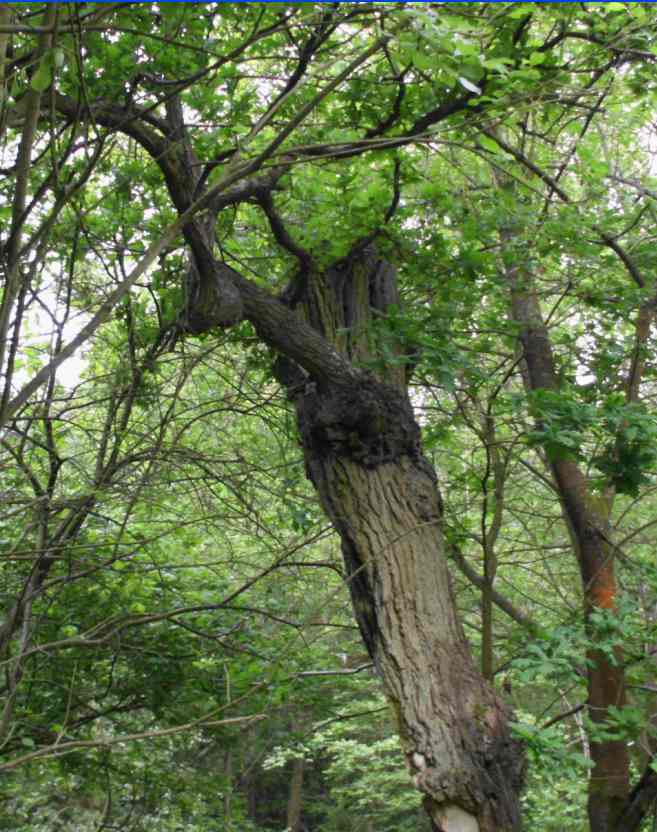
left=506, top=261, right=629, bottom=831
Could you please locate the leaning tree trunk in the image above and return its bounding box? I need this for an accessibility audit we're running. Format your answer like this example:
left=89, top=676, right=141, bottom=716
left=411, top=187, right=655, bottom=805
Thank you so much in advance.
left=60, top=90, right=525, bottom=830
left=274, top=248, right=524, bottom=832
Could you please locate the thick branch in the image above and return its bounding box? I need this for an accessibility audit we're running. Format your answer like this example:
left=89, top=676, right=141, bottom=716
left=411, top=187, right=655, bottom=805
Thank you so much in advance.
left=230, top=267, right=359, bottom=387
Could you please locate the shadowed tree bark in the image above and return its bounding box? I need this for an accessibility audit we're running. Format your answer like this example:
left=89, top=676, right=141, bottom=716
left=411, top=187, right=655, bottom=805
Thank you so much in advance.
left=270, top=247, right=525, bottom=830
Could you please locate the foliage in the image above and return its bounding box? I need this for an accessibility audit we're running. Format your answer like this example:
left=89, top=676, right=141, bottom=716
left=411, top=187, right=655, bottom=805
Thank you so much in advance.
left=3, top=3, right=657, bottom=830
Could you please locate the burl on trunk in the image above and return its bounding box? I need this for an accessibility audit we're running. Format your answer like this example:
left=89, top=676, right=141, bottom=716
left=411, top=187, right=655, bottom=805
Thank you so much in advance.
left=277, top=248, right=524, bottom=832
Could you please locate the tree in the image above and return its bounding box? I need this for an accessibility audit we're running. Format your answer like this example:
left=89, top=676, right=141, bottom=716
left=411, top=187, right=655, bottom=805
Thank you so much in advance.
left=3, top=4, right=657, bottom=831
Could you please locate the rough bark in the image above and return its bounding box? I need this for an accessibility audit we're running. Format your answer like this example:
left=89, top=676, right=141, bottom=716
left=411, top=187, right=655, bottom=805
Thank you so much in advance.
left=275, top=249, right=524, bottom=832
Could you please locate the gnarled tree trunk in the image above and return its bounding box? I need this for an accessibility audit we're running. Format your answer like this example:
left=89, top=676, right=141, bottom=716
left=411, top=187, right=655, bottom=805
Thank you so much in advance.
left=273, top=249, right=524, bottom=831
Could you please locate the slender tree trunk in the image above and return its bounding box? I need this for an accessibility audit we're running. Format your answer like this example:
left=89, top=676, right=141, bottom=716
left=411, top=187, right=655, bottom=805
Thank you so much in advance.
left=223, top=749, right=233, bottom=827
left=504, top=254, right=629, bottom=831
left=274, top=249, right=524, bottom=831
left=286, top=755, right=304, bottom=832
left=480, top=412, right=504, bottom=683
left=481, top=577, right=495, bottom=684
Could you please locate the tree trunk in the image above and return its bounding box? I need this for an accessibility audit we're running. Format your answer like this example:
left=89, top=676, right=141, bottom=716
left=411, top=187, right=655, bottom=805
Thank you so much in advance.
left=286, top=755, right=304, bottom=832
left=276, top=249, right=524, bottom=831
left=505, top=258, right=629, bottom=831
left=223, top=749, right=233, bottom=826
left=481, top=412, right=504, bottom=683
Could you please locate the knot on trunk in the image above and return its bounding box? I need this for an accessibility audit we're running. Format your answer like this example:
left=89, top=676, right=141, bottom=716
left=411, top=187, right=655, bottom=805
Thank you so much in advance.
left=184, top=264, right=244, bottom=333
left=298, top=375, right=420, bottom=468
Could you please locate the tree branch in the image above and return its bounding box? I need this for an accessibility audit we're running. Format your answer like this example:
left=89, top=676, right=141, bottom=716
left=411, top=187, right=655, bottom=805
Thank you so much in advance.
left=447, top=542, right=535, bottom=631
left=0, top=713, right=265, bottom=772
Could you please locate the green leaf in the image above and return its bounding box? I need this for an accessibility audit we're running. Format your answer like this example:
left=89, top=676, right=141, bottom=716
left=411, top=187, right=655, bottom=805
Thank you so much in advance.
left=482, top=57, right=513, bottom=72
left=479, top=135, right=503, bottom=154
left=412, top=50, right=433, bottom=71
left=31, top=62, right=52, bottom=93
left=528, top=51, right=546, bottom=66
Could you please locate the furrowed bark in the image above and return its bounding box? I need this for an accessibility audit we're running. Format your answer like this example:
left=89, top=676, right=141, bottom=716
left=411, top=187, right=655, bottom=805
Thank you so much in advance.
left=274, top=248, right=524, bottom=832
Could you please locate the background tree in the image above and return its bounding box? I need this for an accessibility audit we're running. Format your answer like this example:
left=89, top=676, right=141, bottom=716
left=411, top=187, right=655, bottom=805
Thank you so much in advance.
left=3, top=4, right=657, bottom=831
